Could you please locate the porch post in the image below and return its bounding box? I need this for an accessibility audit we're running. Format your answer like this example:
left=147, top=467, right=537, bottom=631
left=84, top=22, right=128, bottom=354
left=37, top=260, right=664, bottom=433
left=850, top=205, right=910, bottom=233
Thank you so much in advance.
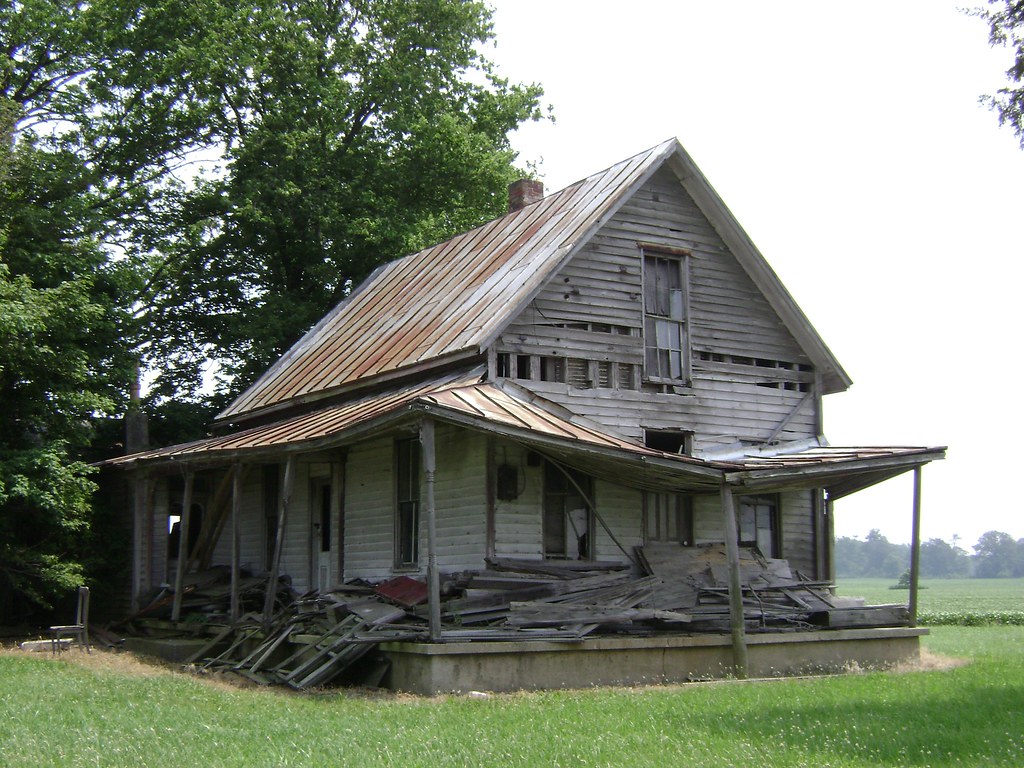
left=421, top=417, right=442, bottom=641
left=230, top=462, right=243, bottom=623
left=263, top=455, right=295, bottom=628
left=171, top=469, right=195, bottom=622
left=825, top=494, right=836, bottom=584
left=720, top=479, right=748, bottom=678
left=908, top=467, right=923, bottom=626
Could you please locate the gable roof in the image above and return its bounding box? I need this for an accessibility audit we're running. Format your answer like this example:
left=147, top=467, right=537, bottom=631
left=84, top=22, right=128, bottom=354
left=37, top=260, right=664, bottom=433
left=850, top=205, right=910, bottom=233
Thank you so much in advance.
left=218, top=138, right=851, bottom=426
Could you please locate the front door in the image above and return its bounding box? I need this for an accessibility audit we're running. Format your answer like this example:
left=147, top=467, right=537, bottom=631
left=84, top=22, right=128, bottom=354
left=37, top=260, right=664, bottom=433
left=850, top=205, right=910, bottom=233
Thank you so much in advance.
left=311, top=479, right=333, bottom=591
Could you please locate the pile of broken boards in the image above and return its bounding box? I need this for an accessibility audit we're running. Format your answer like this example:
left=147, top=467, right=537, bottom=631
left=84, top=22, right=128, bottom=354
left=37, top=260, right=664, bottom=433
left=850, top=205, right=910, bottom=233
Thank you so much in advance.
left=189, top=544, right=906, bottom=690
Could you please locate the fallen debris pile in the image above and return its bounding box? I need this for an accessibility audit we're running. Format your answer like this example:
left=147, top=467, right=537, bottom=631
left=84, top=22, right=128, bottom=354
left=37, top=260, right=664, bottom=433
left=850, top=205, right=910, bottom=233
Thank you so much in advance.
left=171, top=545, right=905, bottom=689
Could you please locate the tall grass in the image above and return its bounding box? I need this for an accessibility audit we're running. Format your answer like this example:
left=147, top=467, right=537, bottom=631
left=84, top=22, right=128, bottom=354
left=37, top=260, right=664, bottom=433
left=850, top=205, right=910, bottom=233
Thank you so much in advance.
left=2, top=626, right=1023, bottom=767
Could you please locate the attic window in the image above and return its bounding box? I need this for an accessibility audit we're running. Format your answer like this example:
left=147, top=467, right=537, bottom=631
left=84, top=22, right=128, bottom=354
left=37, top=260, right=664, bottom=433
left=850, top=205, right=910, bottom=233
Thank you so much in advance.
left=642, top=247, right=691, bottom=385
left=644, top=429, right=694, bottom=455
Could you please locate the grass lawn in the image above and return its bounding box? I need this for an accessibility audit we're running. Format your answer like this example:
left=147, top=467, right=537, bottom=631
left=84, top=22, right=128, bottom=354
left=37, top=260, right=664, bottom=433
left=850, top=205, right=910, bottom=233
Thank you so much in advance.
left=2, top=625, right=1023, bottom=767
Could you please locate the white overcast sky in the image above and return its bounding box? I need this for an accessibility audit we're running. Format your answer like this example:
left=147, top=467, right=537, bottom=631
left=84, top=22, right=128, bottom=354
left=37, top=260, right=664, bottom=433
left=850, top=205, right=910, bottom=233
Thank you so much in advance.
left=485, top=1, right=1024, bottom=547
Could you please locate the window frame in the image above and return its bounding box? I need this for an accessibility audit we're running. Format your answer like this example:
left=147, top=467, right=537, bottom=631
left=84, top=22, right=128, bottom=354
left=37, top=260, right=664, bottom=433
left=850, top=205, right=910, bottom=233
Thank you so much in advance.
left=641, top=245, right=692, bottom=386
left=394, top=436, right=421, bottom=569
left=542, top=462, right=594, bottom=560
left=643, top=491, right=694, bottom=546
left=738, top=493, right=782, bottom=559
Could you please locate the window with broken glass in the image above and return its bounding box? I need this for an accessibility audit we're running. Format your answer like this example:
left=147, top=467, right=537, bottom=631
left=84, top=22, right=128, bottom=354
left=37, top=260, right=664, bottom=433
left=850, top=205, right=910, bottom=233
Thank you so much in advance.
left=642, top=249, right=690, bottom=384
left=738, top=494, right=781, bottom=558
left=543, top=462, right=593, bottom=560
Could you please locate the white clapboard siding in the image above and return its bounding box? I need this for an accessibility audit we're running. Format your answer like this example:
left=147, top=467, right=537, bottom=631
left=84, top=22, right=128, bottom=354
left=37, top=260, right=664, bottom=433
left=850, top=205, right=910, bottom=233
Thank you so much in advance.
left=343, top=437, right=396, bottom=582
left=592, top=480, right=643, bottom=563
left=277, top=462, right=313, bottom=593
left=209, top=469, right=268, bottom=574
left=493, top=443, right=544, bottom=559
left=780, top=491, right=815, bottom=574
left=433, top=424, right=488, bottom=572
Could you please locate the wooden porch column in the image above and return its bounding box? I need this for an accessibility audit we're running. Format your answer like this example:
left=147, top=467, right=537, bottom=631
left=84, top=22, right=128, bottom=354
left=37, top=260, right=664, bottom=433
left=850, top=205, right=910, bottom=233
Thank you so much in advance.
left=263, top=455, right=295, bottom=629
left=825, top=495, right=836, bottom=585
left=230, top=462, right=243, bottom=623
left=720, top=480, right=748, bottom=678
left=908, top=467, right=923, bottom=626
left=421, top=418, right=442, bottom=641
left=171, top=469, right=195, bottom=622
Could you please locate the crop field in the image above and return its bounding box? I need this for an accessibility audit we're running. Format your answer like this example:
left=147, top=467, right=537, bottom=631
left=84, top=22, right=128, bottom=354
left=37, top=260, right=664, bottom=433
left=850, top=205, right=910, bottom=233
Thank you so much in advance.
left=837, top=577, right=1024, bottom=625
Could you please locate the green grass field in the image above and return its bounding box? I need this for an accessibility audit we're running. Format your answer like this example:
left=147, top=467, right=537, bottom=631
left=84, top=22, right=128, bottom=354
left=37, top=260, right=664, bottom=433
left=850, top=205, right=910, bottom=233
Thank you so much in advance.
left=837, top=577, right=1024, bottom=625
left=2, top=581, right=1022, bottom=767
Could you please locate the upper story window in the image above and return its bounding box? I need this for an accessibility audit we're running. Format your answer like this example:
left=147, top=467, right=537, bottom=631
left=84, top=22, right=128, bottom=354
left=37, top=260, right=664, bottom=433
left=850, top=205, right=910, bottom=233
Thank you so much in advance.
left=642, top=247, right=690, bottom=385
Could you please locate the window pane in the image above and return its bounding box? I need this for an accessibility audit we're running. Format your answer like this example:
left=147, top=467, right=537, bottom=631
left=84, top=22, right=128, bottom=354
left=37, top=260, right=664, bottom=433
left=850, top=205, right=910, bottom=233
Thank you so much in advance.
left=670, top=288, right=684, bottom=320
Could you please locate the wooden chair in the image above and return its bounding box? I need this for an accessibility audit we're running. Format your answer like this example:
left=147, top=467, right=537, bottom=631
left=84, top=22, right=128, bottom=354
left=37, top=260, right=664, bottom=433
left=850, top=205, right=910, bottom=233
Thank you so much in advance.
left=50, top=586, right=90, bottom=654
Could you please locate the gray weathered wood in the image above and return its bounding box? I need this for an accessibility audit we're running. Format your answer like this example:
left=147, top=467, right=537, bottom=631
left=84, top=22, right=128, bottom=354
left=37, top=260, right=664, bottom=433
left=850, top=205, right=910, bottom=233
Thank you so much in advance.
left=263, top=455, right=295, bottom=627
left=720, top=481, right=748, bottom=678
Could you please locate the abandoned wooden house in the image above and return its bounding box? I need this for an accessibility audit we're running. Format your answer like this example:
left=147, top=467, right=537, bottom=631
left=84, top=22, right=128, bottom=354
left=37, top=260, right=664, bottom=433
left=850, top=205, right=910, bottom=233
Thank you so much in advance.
left=107, top=138, right=944, bottom=693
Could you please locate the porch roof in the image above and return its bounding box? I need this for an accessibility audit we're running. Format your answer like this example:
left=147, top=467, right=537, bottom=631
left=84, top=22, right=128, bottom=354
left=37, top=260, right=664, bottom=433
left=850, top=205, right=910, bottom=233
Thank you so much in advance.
left=107, top=371, right=943, bottom=496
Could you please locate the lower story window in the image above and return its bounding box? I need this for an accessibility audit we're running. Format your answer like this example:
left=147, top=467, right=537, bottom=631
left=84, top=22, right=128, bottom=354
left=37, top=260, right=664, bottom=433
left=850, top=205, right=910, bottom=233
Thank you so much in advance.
left=395, top=437, right=421, bottom=568
left=738, top=494, right=781, bottom=558
left=644, top=492, right=693, bottom=545
left=543, top=462, right=592, bottom=560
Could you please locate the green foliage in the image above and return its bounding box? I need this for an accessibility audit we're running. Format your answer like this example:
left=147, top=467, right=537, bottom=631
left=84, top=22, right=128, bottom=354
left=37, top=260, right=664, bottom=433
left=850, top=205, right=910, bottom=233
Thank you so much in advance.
left=975, top=0, right=1024, bottom=147
left=139, top=0, right=545, bottom=398
left=973, top=529, right=1024, bottom=577
left=919, top=610, right=1024, bottom=626
left=835, top=529, right=909, bottom=578
left=1, top=0, right=543, bottom=617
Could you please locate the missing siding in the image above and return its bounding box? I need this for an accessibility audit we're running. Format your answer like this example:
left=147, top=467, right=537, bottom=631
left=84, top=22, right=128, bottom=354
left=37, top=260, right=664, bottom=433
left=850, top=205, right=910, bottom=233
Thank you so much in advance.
left=697, top=351, right=812, bottom=392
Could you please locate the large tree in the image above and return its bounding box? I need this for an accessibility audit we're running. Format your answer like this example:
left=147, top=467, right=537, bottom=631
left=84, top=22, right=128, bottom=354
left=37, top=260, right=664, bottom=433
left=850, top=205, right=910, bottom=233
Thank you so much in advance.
left=0, top=0, right=212, bottom=614
left=1, top=0, right=542, bottom=616
left=139, top=0, right=544, bottom=402
left=976, top=0, right=1024, bottom=147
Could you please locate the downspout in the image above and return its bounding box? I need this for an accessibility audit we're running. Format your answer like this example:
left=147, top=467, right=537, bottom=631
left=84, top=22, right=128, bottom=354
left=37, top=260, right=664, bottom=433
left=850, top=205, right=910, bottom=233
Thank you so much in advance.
left=421, top=417, right=442, bottom=641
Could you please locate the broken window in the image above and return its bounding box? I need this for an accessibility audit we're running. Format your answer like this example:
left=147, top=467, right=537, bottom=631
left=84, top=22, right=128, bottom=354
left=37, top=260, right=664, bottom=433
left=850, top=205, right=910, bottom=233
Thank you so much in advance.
left=643, top=249, right=690, bottom=384
left=543, top=462, right=593, bottom=560
left=738, top=494, right=781, bottom=558
left=644, top=429, right=694, bottom=455
left=395, top=437, right=421, bottom=568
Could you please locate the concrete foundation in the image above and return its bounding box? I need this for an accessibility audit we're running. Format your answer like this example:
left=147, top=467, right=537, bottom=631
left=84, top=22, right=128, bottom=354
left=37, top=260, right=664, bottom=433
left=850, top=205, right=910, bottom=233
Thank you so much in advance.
left=379, top=628, right=926, bottom=695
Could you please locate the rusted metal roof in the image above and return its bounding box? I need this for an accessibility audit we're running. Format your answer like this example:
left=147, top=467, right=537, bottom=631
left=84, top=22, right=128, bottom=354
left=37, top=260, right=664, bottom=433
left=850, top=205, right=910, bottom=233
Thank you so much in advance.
left=110, top=367, right=942, bottom=499
left=217, top=140, right=679, bottom=424
left=107, top=370, right=486, bottom=468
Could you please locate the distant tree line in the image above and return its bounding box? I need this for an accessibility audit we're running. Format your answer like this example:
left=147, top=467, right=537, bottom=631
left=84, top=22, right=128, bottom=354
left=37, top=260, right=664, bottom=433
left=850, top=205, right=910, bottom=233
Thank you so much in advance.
left=836, top=530, right=1024, bottom=579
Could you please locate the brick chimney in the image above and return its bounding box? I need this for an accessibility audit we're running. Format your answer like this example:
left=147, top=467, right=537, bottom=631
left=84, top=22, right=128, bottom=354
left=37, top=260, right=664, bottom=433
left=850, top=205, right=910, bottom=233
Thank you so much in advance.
left=508, top=178, right=544, bottom=212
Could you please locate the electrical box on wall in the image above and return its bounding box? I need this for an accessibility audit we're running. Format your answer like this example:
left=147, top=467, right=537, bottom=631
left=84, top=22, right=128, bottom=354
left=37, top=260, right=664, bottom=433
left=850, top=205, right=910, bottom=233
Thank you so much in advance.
left=496, top=464, right=519, bottom=501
